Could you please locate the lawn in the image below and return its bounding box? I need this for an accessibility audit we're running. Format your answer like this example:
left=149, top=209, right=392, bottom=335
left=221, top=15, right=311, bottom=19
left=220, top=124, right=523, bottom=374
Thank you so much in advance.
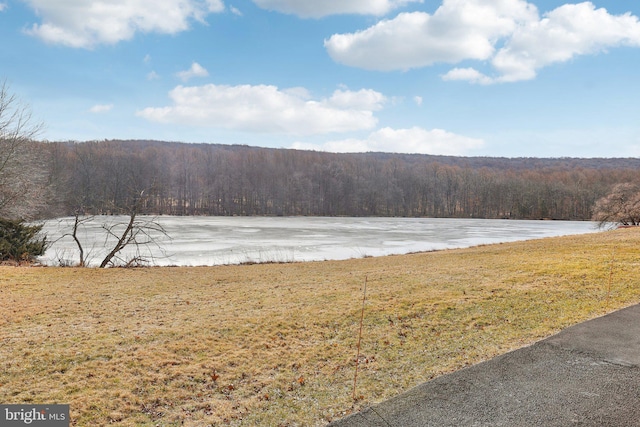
left=1, top=227, right=639, bottom=426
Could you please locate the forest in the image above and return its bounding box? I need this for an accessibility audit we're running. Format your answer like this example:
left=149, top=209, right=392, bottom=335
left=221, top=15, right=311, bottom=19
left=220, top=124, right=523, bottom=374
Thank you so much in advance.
left=39, top=139, right=640, bottom=221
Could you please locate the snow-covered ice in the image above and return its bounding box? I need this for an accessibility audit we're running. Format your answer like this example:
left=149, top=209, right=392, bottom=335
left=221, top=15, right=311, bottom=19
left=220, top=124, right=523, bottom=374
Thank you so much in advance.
left=39, top=216, right=599, bottom=267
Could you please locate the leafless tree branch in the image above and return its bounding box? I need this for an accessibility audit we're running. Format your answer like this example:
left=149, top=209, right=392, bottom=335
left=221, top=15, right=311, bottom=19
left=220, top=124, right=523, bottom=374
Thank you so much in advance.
left=0, top=80, right=47, bottom=219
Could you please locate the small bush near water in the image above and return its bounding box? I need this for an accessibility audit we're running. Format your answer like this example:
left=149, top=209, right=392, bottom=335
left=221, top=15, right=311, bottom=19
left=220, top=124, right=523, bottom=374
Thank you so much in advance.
left=0, top=218, right=47, bottom=262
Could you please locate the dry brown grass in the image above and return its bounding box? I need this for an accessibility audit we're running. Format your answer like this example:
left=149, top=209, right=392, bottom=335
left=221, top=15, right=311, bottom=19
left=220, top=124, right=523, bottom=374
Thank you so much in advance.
left=1, top=227, right=640, bottom=426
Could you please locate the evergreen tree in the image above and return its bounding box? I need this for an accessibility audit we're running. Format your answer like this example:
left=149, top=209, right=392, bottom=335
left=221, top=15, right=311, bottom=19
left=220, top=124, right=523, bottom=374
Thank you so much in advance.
left=0, top=218, right=47, bottom=262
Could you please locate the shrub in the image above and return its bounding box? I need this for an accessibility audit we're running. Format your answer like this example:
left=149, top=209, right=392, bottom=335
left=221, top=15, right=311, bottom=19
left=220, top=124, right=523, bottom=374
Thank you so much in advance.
left=0, top=218, right=47, bottom=262
left=592, top=182, right=640, bottom=227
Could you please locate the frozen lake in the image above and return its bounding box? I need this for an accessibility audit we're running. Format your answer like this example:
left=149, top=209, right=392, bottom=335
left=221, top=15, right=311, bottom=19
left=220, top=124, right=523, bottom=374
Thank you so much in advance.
left=40, top=216, right=600, bottom=267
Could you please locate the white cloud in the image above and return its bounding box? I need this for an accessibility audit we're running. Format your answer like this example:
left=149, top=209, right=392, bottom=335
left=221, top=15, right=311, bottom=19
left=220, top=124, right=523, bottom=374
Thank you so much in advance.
left=143, top=54, right=152, bottom=64
left=413, top=96, right=423, bottom=106
left=230, top=5, right=242, bottom=16
left=441, top=67, right=494, bottom=85
left=0, top=3, right=7, bottom=12
left=327, top=88, right=386, bottom=110
left=325, top=0, right=537, bottom=71
left=487, top=2, right=640, bottom=83
left=22, top=0, right=225, bottom=48
left=137, top=84, right=386, bottom=135
left=252, top=0, right=422, bottom=18
left=326, top=0, right=640, bottom=83
left=147, top=71, right=161, bottom=80
left=177, top=62, right=209, bottom=81
left=89, top=104, right=114, bottom=113
left=293, top=127, right=484, bottom=155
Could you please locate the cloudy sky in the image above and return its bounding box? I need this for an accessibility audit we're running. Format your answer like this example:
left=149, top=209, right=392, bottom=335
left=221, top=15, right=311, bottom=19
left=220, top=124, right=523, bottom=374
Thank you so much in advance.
left=1, top=0, right=640, bottom=157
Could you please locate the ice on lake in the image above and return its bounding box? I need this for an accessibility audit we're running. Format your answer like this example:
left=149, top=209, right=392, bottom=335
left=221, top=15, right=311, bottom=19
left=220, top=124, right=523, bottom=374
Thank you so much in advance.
left=39, top=216, right=600, bottom=267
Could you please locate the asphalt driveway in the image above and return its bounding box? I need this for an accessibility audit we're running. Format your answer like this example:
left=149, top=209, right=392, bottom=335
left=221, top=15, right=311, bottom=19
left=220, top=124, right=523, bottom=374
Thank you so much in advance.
left=329, top=303, right=640, bottom=427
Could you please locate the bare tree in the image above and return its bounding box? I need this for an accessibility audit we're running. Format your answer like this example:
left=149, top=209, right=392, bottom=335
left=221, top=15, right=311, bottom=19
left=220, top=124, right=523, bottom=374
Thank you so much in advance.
left=0, top=81, right=47, bottom=219
left=60, top=192, right=170, bottom=268
left=58, top=211, right=94, bottom=267
left=592, top=182, right=640, bottom=228
left=98, top=191, right=169, bottom=267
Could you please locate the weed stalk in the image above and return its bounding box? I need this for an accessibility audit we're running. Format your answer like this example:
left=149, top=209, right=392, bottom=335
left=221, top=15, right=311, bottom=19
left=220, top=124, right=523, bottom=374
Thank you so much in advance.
left=353, top=275, right=367, bottom=400
left=607, top=246, right=616, bottom=307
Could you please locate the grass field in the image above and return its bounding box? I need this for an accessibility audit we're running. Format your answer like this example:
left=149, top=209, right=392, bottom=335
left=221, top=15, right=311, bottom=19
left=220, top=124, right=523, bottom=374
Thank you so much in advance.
left=1, top=227, right=640, bottom=426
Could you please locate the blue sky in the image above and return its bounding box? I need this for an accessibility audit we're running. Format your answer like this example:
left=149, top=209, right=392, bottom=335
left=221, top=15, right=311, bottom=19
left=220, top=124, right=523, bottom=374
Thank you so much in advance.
left=1, top=0, right=640, bottom=157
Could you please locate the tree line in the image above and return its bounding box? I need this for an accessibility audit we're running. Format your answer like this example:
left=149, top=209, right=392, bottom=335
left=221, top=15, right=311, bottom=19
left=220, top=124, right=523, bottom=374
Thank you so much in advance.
left=42, top=139, right=640, bottom=221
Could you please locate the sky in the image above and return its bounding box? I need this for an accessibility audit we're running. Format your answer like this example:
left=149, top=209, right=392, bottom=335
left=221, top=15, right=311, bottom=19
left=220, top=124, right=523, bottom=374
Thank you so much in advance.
left=1, top=0, right=640, bottom=158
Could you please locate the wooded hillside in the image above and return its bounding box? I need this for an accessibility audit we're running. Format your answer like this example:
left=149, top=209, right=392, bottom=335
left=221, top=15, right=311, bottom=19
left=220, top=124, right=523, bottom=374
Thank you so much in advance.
left=43, top=140, right=640, bottom=220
